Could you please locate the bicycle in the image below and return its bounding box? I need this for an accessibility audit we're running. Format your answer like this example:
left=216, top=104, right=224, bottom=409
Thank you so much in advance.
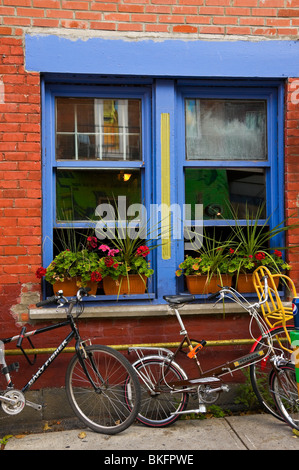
left=128, top=276, right=293, bottom=427
left=0, top=288, right=141, bottom=435
left=267, top=301, right=299, bottom=431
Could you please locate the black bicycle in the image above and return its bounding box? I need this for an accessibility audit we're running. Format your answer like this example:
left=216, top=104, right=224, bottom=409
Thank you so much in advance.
left=0, top=288, right=141, bottom=434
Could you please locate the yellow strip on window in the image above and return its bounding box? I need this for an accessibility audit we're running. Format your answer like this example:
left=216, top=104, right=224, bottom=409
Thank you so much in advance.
left=160, top=113, right=171, bottom=260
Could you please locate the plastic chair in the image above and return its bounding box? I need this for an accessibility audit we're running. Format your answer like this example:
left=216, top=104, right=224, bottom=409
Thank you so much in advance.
left=253, top=265, right=297, bottom=353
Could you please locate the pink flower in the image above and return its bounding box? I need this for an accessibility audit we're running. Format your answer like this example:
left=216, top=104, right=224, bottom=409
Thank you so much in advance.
left=109, top=248, right=120, bottom=257
left=98, top=244, right=110, bottom=252
left=36, top=267, right=47, bottom=279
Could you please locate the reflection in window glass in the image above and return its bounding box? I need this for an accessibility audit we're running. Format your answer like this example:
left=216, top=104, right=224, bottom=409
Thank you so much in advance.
left=185, top=99, right=267, bottom=160
left=185, top=168, right=266, bottom=220
left=56, top=169, right=141, bottom=221
left=56, top=98, right=142, bottom=161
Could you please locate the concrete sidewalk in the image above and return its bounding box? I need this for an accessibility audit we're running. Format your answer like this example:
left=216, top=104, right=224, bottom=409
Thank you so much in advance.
left=4, top=413, right=299, bottom=451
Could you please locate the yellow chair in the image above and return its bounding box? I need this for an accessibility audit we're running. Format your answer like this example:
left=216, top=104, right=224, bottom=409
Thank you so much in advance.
left=253, top=266, right=297, bottom=353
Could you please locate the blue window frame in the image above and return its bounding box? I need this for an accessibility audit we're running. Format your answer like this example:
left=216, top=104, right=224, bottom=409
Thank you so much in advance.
left=42, top=81, right=154, bottom=302
left=42, top=77, right=284, bottom=304
left=174, top=82, right=284, bottom=294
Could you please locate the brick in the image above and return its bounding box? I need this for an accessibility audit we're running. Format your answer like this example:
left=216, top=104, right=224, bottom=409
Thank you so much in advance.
left=226, top=26, right=251, bottom=34
left=16, top=7, right=45, bottom=17
left=158, top=14, right=185, bottom=22
left=186, top=15, right=211, bottom=23
left=199, top=25, right=225, bottom=33
left=131, top=14, right=157, bottom=22
left=46, top=9, right=73, bottom=18
left=145, top=23, right=169, bottom=31
left=117, top=23, right=143, bottom=30
left=61, top=1, right=90, bottom=10
left=173, top=24, right=198, bottom=32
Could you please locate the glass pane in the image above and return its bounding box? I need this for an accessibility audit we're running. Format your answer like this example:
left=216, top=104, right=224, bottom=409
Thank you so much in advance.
left=185, top=99, right=267, bottom=160
left=56, top=98, right=142, bottom=161
left=56, top=169, right=141, bottom=221
left=185, top=168, right=266, bottom=220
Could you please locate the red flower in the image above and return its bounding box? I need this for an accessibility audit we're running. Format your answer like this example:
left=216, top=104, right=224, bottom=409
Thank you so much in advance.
left=274, top=250, right=282, bottom=257
left=136, top=246, right=150, bottom=257
left=36, top=267, right=47, bottom=279
left=104, top=256, right=114, bottom=267
left=229, top=248, right=234, bottom=254
left=255, top=252, right=265, bottom=261
left=91, top=271, right=102, bottom=282
left=87, top=236, right=97, bottom=249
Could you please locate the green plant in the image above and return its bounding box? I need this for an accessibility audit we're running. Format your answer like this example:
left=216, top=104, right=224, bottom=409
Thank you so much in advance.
left=94, top=203, right=160, bottom=281
left=234, top=369, right=261, bottom=411
left=176, top=230, right=234, bottom=280
left=36, top=249, right=102, bottom=287
left=0, top=435, right=12, bottom=450
left=224, top=203, right=296, bottom=276
left=96, top=242, right=154, bottom=280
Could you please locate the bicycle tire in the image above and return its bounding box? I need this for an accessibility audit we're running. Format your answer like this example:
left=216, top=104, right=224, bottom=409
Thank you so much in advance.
left=133, top=356, right=189, bottom=427
left=269, top=363, right=299, bottom=431
left=65, top=345, right=141, bottom=434
left=250, top=326, right=293, bottom=420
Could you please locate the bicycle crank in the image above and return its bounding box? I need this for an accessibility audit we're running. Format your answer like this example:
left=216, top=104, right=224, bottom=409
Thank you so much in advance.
left=198, top=384, right=230, bottom=404
left=1, top=389, right=26, bottom=415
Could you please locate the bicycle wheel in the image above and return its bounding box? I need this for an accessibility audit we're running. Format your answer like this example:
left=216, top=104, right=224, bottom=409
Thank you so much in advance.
left=269, top=363, right=299, bottom=431
left=65, top=345, right=141, bottom=434
left=250, top=326, right=293, bottom=420
left=133, top=356, right=189, bottom=427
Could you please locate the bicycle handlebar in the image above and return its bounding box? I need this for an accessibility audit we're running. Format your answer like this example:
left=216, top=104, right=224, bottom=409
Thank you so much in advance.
left=207, top=276, right=269, bottom=308
left=36, top=287, right=91, bottom=308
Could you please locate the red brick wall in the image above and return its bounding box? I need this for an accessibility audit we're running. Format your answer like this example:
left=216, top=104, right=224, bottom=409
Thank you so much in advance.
left=0, top=1, right=299, bottom=36
left=1, top=2, right=299, bottom=388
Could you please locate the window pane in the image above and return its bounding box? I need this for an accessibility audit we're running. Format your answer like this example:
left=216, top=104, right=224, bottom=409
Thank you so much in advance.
left=56, top=169, right=141, bottom=221
left=185, top=99, right=267, bottom=160
left=56, top=98, right=142, bottom=161
left=185, top=168, right=266, bottom=220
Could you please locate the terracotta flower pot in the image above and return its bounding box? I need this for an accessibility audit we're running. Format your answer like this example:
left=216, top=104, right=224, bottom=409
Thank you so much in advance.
left=103, top=275, right=147, bottom=295
left=236, top=272, right=279, bottom=293
left=186, top=274, right=232, bottom=294
left=236, top=273, right=256, bottom=293
left=53, top=277, right=98, bottom=296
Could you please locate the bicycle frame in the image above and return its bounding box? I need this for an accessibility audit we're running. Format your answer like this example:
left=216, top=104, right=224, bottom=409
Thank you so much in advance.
left=131, top=281, right=278, bottom=393
left=0, top=298, right=99, bottom=410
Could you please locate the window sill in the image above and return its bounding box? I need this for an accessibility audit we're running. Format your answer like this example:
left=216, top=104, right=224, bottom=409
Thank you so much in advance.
left=29, top=300, right=249, bottom=321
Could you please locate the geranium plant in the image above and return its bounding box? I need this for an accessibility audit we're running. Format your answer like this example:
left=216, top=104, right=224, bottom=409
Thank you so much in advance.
left=227, top=248, right=291, bottom=276
left=36, top=249, right=102, bottom=287
left=224, top=203, right=296, bottom=276
left=87, top=239, right=154, bottom=281
left=176, top=231, right=233, bottom=280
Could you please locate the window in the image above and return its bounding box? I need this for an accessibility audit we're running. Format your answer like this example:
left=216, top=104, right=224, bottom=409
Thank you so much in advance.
left=176, top=84, right=282, bottom=293
left=43, top=84, right=152, bottom=299
left=43, top=79, right=283, bottom=303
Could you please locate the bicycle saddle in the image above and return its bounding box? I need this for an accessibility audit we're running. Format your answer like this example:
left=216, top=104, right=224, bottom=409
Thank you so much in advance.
left=163, top=295, right=196, bottom=305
